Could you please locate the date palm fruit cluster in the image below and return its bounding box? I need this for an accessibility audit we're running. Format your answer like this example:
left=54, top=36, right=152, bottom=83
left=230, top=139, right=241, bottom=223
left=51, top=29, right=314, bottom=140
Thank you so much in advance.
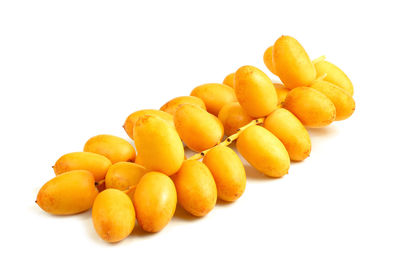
left=36, top=35, right=355, bottom=243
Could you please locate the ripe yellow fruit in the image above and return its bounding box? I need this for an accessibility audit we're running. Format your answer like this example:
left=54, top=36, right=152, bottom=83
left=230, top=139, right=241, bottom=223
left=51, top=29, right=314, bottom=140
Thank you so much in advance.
left=234, top=65, right=278, bottom=118
left=283, top=87, right=336, bottom=127
left=171, top=160, right=217, bottom=217
left=105, top=162, right=148, bottom=191
left=273, top=35, right=316, bottom=89
left=123, top=109, right=174, bottom=140
left=236, top=125, right=290, bottom=178
left=133, top=172, right=177, bottom=232
left=314, top=60, right=354, bottom=95
left=133, top=115, right=184, bottom=176
left=218, top=102, right=254, bottom=136
left=92, top=188, right=135, bottom=243
left=203, top=146, right=246, bottom=202
left=174, top=104, right=224, bottom=152
left=263, top=46, right=278, bottom=75
left=263, top=108, right=311, bottom=161
left=222, top=73, right=235, bottom=88
left=310, top=80, right=355, bottom=121
left=36, top=170, right=98, bottom=215
left=190, top=83, right=237, bottom=116
left=84, top=134, right=136, bottom=164
left=273, top=83, right=290, bottom=106
left=53, top=152, right=112, bottom=182
left=160, top=96, right=206, bottom=116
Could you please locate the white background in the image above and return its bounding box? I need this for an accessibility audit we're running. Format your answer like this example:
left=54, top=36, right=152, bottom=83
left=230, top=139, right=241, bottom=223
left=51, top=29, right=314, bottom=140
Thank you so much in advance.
left=1, top=0, right=399, bottom=278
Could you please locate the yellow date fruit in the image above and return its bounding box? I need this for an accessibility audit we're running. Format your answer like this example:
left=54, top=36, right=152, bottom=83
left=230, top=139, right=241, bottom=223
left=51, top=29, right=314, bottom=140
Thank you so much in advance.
left=283, top=87, right=336, bottom=127
left=237, top=125, right=290, bottom=178
left=160, top=96, right=206, bottom=116
left=190, top=83, right=237, bottom=116
left=223, top=73, right=235, bottom=88
left=36, top=170, right=98, bottom=215
left=123, top=109, right=174, bottom=140
left=174, top=104, right=224, bottom=152
left=273, top=83, right=290, bottom=106
left=53, top=152, right=112, bottom=182
left=234, top=65, right=278, bottom=118
left=84, top=134, right=136, bottom=164
left=263, top=108, right=311, bottom=161
left=133, top=172, right=177, bottom=233
left=314, top=60, right=354, bottom=95
left=133, top=115, right=184, bottom=176
left=218, top=102, right=253, bottom=136
left=203, top=146, right=246, bottom=202
left=171, top=160, right=217, bottom=217
left=92, top=188, right=135, bottom=243
left=273, top=35, right=316, bottom=89
left=263, top=46, right=278, bottom=75
left=105, top=162, right=148, bottom=191
left=310, top=80, right=355, bottom=121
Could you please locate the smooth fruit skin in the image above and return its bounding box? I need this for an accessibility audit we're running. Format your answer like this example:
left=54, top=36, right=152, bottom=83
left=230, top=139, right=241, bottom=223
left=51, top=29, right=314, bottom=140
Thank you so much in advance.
left=273, top=35, right=316, bottom=89
left=84, top=134, right=136, bottom=164
left=218, top=102, right=254, bottom=136
left=190, top=83, right=237, bottom=116
left=174, top=104, right=224, bottom=152
left=223, top=73, right=235, bottom=88
left=263, top=108, right=311, bottom=162
left=123, top=109, right=174, bottom=140
left=171, top=160, right=217, bottom=217
left=92, top=189, right=135, bottom=243
left=273, top=83, right=290, bottom=107
left=160, top=96, right=206, bottom=116
left=310, top=80, right=355, bottom=121
left=236, top=125, right=290, bottom=178
left=105, top=162, right=148, bottom=191
left=203, top=146, right=246, bottom=202
left=314, top=60, right=354, bottom=95
left=263, top=46, right=278, bottom=75
left=283, top=87, right=336, bottom=127
left=133, top=172, right=177, bottom=233
left=234, top=65, right=278, bottom=118
left=133, top=115, right=184, bottom=176
left=36, top=170, right=98, bottom=215
left=53, top=152, right=112, bottom=182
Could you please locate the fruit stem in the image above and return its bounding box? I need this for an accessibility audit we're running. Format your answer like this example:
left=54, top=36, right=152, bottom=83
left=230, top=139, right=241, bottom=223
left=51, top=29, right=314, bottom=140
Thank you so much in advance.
left=188, top=117, right=265, bottom=160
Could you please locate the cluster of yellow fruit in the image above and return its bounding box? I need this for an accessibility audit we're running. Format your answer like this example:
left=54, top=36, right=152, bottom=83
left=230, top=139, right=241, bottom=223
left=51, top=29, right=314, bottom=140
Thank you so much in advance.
left=36, top=35, right=355, bottom=243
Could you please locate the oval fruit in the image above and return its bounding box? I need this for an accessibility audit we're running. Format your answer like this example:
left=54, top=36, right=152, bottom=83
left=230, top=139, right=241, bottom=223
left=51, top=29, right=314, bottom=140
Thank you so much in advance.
left=171, top=160, right=217, bottom=217
left=203, top=146, right=246, bottom=202
left=133, top=115, right=184, bottom=175
left=174, top=104, right=224, bottom=152
left=310, top=80, right=355, bottom=121
left=36, top=170, right=98, bottom=215
left=314, top=60, right=353, bottom=95
left=263, top=46, right=278, bottom=75
left=92, top=188, right=135, bottom=243
left=190, top=83, right=237, bottom=116
left=283, top=87, right=336, bottom=127
left=223, top=73, right=235, bottom=88
left=273, top=35, right=316, bottom=88
left=234, top=65, right=278, bottom=118
left=236, top=125, right=290, bottom=178
left=53, top=152, right=112, bottom=181
left=273, top=83, right=290, bottom=106
left=84, top=134, right=136, bottom=164
left=160, top=96, right=206, bottom=116
left=123, top=109, right=174, bottom=140
left=263, top=108, right=311, bottom=161
left=218, top=102, right=253, bottom=136
left=105, top=162, right=148, bottom=191
left=133, top=172, right=177, bottom=232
